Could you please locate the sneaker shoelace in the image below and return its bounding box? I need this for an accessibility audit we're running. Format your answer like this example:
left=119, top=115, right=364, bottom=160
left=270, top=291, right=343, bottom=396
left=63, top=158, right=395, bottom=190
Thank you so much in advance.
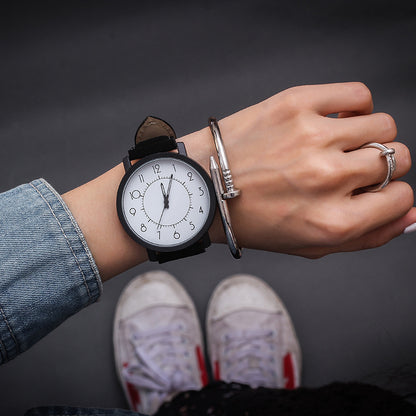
left=221, top=328, right=278, bottom=388
left=122, top=324, right=199, bottom=407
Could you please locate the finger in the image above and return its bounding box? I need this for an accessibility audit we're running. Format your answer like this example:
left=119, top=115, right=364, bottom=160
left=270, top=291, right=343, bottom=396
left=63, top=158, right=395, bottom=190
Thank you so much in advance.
left=327, top=112, right=397, bottom=151
left=343, top=142, right=411, bottom=191
left=324, top=205, right=416, bottom=255
left=338, top=109, right=372, bottom=118
left=343, top=205, right=416, bottom=252
left=292, top=82, right=374, bottom=116
left=348, top=181, right=414, bottom=236
left=291, top=204, right=416, bottom=259
left=337, top=100, right=374, bottom=118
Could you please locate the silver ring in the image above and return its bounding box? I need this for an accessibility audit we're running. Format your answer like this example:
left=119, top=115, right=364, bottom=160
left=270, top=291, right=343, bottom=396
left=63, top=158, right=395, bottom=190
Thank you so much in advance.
left=360, top=142, right=396, bottom=192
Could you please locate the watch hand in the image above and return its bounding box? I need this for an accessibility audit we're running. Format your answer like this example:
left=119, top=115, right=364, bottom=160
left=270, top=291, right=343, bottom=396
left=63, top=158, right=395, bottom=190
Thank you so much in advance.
left=157, top=205, right=166, bottom=228
left=166, top=174, right=173, bottom=197
left=157, top=175, right=175, bottom=227
left=160, top=183, right=169, bottom=209
left=165, top=174, right=174, bottom=209
left=161, top=182, right=167, bottom=198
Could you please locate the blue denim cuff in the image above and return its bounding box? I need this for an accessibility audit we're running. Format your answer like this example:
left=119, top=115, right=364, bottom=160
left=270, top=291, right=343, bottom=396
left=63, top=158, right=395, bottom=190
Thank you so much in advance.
left=0, top=179, right=103, bottom=364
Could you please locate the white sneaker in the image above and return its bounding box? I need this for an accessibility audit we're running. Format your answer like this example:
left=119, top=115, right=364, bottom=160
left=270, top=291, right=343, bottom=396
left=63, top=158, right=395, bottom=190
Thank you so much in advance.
left=206, top=274, right=301, bottom=389
left=113, top=271, right=208, bottom=415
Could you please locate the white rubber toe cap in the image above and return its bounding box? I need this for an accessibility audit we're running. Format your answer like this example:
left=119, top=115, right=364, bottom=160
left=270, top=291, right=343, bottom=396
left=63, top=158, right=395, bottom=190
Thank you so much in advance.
left=208, top=274, right=285, bottom=321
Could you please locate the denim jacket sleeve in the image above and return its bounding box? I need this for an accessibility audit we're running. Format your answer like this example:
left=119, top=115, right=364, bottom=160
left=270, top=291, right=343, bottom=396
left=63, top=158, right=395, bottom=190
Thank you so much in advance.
left=0, top=179, right=103, bottom=365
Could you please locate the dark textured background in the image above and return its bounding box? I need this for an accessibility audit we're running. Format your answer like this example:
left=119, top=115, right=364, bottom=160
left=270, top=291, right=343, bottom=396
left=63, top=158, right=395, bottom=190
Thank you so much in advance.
left=1, top=1, right=416, bottom=414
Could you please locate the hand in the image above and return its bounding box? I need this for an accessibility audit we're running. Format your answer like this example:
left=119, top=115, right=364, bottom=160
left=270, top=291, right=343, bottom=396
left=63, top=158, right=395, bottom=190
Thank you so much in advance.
left=62, top=82, right=416, bottom=280
left=183, top=82, right=415, bottom=258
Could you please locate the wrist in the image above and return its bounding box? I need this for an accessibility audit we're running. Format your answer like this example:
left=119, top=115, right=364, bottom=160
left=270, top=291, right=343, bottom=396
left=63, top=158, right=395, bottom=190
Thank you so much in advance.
left=180, top=127, right=214, bottom=174
left=180, top=123, right=237, bottom=246
left=62, top=164, right=149, bottom=281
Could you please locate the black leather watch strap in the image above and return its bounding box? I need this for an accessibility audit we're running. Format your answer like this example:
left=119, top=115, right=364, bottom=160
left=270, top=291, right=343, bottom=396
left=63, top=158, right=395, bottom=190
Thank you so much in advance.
left=128, top=136, right=177, bottom=159
left=147, top=233, right=211, bottom=264
left=128, top=116, right=177, bottom=160
left=121, top=115, right=212, bottom=263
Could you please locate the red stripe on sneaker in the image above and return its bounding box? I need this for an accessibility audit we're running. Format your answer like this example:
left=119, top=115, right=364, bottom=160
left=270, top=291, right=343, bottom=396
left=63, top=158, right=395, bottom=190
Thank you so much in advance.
left=283, top=353, right=296, bottom=389
left=214, top=360, right=221, bottom=380
left=195, top=345, right=209, bottom=386
left=123, top=362, right=141, bottom=410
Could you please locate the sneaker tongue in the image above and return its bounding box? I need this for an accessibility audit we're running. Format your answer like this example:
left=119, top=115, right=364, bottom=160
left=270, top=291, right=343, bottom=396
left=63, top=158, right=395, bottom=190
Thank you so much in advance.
left=222, top=309, right=278, bottom=330
left=128, top=305, right=188, bottom=332
left=248, top=356, right=259, bottom=368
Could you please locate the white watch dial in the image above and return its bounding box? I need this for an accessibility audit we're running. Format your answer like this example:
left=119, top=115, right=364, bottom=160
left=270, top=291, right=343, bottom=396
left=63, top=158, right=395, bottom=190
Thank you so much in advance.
left=120, top=155, right=213, bottom=249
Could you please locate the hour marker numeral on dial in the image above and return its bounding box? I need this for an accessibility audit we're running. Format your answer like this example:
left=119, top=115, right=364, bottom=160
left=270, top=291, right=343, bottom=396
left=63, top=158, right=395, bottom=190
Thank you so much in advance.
left=152, top=164, right=161, bottom=174
left=130, top=190, right=141, bottom=199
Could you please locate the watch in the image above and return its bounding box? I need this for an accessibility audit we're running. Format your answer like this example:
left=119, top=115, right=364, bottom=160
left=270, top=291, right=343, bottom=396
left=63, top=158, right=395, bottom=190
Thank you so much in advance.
left=117, top=116, right=216, bottom=263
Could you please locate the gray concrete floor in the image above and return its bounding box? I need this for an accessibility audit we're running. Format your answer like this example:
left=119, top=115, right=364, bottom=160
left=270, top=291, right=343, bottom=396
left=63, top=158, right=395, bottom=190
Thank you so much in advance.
left=1, top=1, right=416, bottom=414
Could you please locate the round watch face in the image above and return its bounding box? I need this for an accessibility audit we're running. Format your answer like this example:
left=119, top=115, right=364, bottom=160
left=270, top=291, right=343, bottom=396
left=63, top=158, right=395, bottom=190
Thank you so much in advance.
left=117, top=152, right=216, bottom=252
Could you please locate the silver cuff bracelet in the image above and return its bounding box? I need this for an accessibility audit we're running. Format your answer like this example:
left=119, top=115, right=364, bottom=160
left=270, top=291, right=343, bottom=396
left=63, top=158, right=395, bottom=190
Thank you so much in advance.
left=208, top=117, right=241, bottom=199
left=208, top=117, right=242, bottom=259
